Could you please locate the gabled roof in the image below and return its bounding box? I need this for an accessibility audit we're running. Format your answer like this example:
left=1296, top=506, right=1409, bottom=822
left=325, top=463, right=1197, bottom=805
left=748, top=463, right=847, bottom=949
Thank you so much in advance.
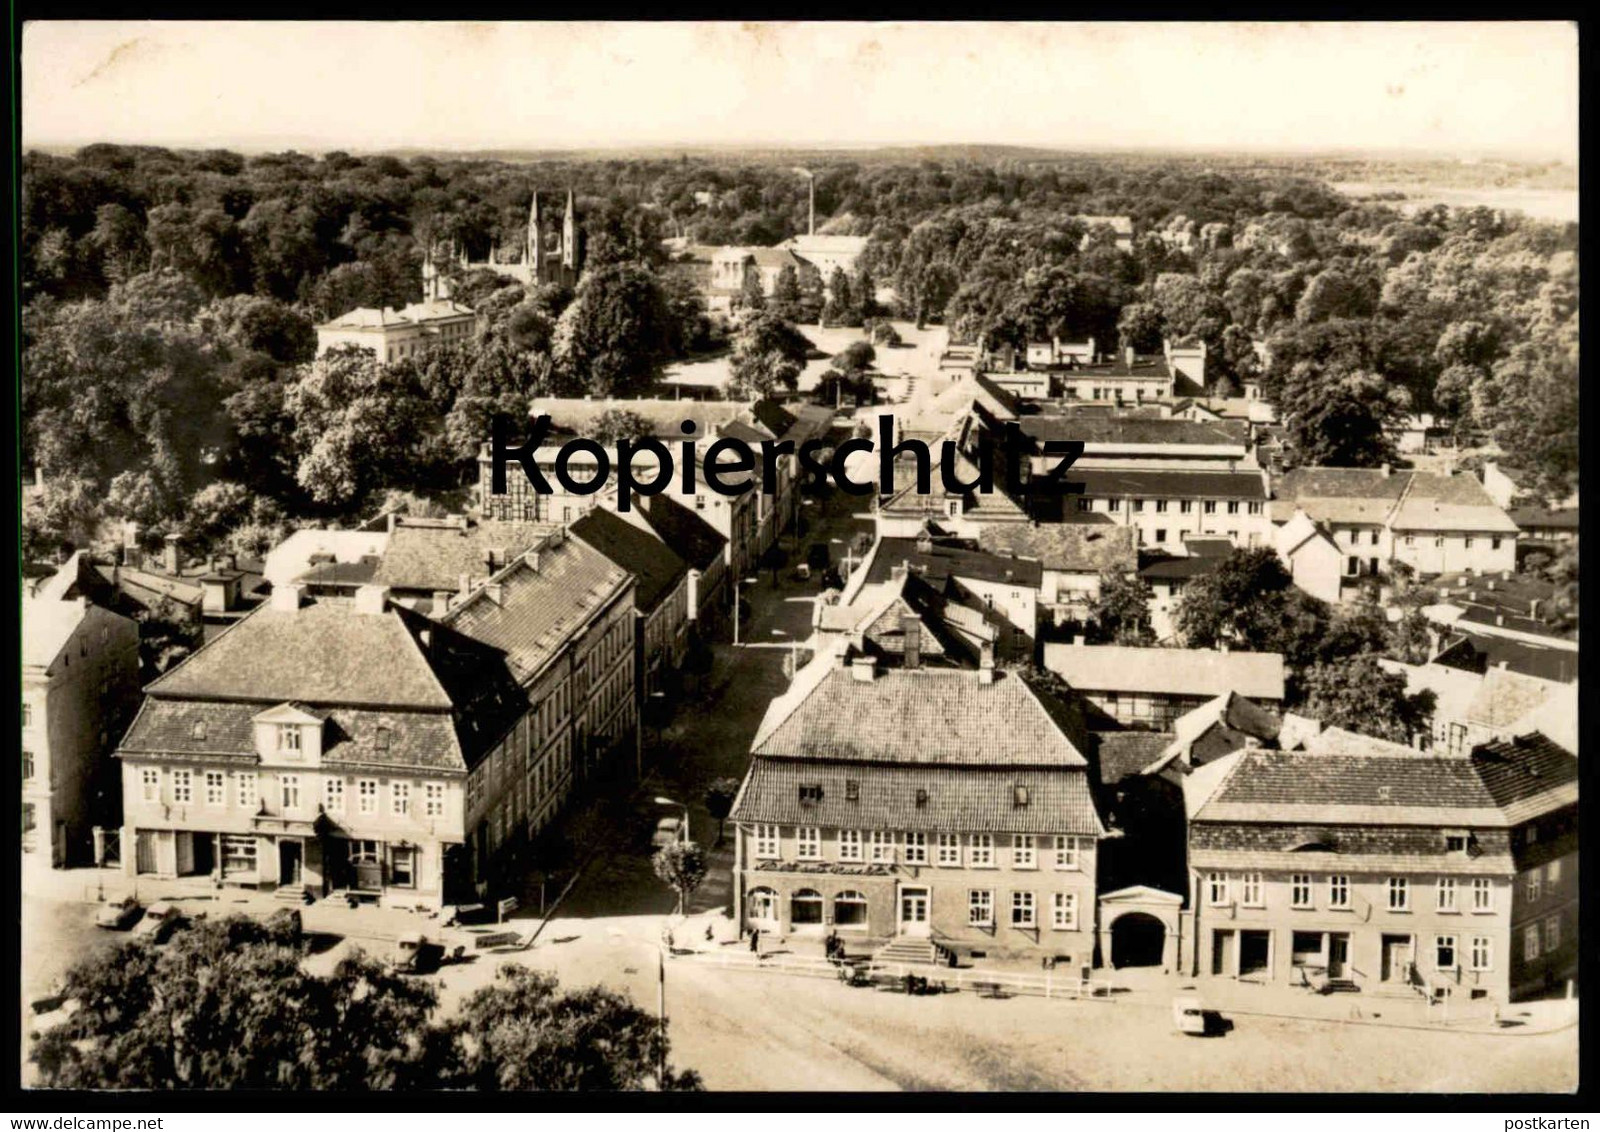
left=1093, top=731, right=1174, bottom=787
left=569, top=507, right=688, bottom=614
left=1509, top=506, right=1579, bottom=530
left=1142, top=692, right=1281, bottom=776
left=865, top=537, right=1044, bottom=590
left=439, top=530, right=633, bottom=686
left=1433, top=632, right=1579, bottom=684
left=22, top=595, right=90, bottom=669
left=1019, top=415, right=1249, bottom=448
left=635, top=492, right=728, bottom=572
left=1271, top=467, right=1518, bottom=532
left=373, top=518, right=551, bottom=593
left=1043, top=642, right=1286, bottom=701
left=751, top=666, right=1090, bottom=769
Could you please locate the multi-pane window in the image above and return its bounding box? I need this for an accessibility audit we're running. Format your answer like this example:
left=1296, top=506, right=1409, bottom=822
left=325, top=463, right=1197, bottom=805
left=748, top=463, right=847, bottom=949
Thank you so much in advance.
left=278, top=726, right=302, bottom=754
left=1052, top=892, right=1078, bottom=931
left=172, top=770, right=192, bottom=804
left=1207, top=872, right=1229, bottom=906
left=796, top=827, right=821, bottom=859
left=325, top=777, right=345, bottom=814
left=21, top=702, right=31, bottom=728
left=392, top=781, right=411, bottom=817
left=1469, top=936, right=1491, bottom=971
left=1544, top=915, right=1562, bottom=953
left=1524, top=925, right=1541, bottom=961
left=755, top=824, right=779, bottom=859
left=141, top=768, right=161, bottom=803
left=968, top=889, right=994, bottom=927
left=968, top=833, right=994, bottom=867
left=205, top=771, right=225, bottom=807
left=424, top=783, right=444, bottom=818
left=1291, top=874, right=1312, bottom=908
left=1435, top=935, right=1457, bottom=969
left=1179, top=501, right=1193, bottom=514
left=1011, top=891, right=1036, bottom=928
left=280, top=774, right=300, bottom=810
left=839, top=829, right=864, bottom=862
left=358, top=779, right=378, bottom=816
left=1436, top=877, right=1457, bottom=912
left=903, top=831, right=928, bottom=865
left=237, top=772, right=256, bottom=810
left=1226, top=501, right=1241, bottom=515
left=1328, top=875, right=1350, bottom=908
left=22, top=750, right=34, bottom=780
left=1387, top=877, right=1409, bottom=911
left=1154, top=500, right=1168, bottom=513
left=936, top=833, right=961, bottom=866
left=1239, top=872, right=1263, bottom=906
left=1203, top=501, right=1218, bottom=514
left=870, top=830, right=895, bottom=863
left=1013, top=835, right=1036, bottom=869
left=1471, top=877, right=1492, bottom=912
left=1054, top=836, right=1079, bottom=870
left=1526, top=872, right=1542, bottom=902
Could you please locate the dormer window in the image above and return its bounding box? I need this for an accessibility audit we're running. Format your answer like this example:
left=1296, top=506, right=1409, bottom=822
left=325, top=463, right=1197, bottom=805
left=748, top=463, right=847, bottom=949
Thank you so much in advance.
left=375, top=727, right=392, bottom=752
left=191, top=721, right=207, bottom=741
left=845, top=780, right=860, bottom=801
left=1445, top=832, right=1469, bottom=853
left=915, top=788, right=929, bottom=809
left=798, top=784, right=823, bottom=804
left=1013, top=784, right=1030, bottom=808
left=278, top=726, right=303, bottom=755
left=1376, top=785, right=1392, bottom=802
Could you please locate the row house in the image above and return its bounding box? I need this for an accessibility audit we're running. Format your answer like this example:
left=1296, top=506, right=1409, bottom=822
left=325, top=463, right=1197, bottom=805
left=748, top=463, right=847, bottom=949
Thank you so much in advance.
left=1066, top=469, right=1270, bottom=551
left=729, top=655, right=1106, bottom=963
left=611, top=491, right=731, bottom=633
left=570, top=506, right=692, bottom=698
left=477, top=398, right=803, bottom=583
left=1182, top=730, right=1577, bottom=1003
left=1043, top=640, right=1286, bottom=730
left=976, top=522, right=1139, bottom=626
left=1270, top=467, right=1519, bottom=580
left=23, top=580, right=141, bottom=867
left=1378, top=658, right=1578, bottom=758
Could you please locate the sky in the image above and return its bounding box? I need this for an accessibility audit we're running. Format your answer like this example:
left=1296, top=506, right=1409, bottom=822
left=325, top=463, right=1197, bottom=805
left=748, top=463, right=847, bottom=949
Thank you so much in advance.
left=21, top=21, right=1580, bottom=161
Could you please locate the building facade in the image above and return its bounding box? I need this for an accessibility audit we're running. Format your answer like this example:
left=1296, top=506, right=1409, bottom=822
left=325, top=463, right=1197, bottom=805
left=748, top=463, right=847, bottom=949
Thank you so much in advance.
left=313, top=300, right=480, bottom=362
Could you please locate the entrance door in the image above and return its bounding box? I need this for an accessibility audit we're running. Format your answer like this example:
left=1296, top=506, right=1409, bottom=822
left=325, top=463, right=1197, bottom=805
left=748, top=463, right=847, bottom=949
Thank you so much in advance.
left=135, top=830, right=157, bottom=875
left=1239, top=930, right=1272, bottom=978
left=1381, top=934, right=1412, bottom=982
left=1328, top=933, right=1350, bottom=979
left=279, top=839, right=304, bottom=886
left=1212, top=929, right=1236, bottom=976
left=898, top=886, right=930, bottom=937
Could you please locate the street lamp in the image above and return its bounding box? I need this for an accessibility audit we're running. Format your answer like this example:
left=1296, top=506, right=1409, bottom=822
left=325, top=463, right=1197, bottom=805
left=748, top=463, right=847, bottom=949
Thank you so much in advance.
left=731, top=575, right=759, bottom=646
left=608, top=928, right=669, bottom=1089
left=771, top=627, right=800, bottom=673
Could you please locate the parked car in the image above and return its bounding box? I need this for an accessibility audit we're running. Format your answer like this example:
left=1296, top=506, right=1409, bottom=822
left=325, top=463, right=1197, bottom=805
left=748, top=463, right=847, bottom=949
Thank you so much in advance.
left=1172, top=994, right=1207, bottom=1035
left=651, top=816, right=685, bottom=849
left=390, top=932, right=443, bottom=975
left=94, top=896, right=143, bottom=931
left=131, top=900, right=184, bottom=943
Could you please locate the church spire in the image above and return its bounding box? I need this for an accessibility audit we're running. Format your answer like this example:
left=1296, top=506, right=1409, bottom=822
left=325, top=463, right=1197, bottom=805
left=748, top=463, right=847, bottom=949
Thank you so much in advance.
left=528, top=191, right=544, bottom=281
left=561, top=189, right=578, bottom=271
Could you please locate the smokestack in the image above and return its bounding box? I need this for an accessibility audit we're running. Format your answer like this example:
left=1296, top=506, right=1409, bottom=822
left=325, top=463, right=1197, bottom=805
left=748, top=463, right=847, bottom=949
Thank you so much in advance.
left=851, top=656, right=877, bottom=683
left=901, top=614, right=922, bottom=670
left=271, top=583, right=304, bottom=613
left=978, top=641, right=996, bottom=684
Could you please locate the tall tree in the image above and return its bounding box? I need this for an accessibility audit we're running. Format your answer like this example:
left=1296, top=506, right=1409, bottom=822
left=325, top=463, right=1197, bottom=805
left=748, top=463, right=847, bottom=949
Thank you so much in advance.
left=1087, top=572, right=1156, bottom=645
left=1300, top=653, right=1436, bottom=745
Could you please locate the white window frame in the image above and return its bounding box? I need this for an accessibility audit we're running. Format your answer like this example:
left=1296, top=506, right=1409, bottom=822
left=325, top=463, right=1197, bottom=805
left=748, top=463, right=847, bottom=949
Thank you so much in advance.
left=1544, top=915, right=1561, bottom=953
left=1010, top=890, right=1036, bottom=929
left=1328, top=875, right=1350, bottom=909
left=324, top=777, right=345, bottom=815
left=968, top=833, right=994, bottom=868
left=1546, top=858, right=1562, bottom=884
left=1053, top=836, right=1079, bottom=871
left=1526, top=871, right=1542, bottom=902
left=1471, top=877, right=1493, bottom=913
left=424, top=782, right=445, bottom=818
left=1239, top=872, right=1263, bottom=907
left=1434, top=934, right=1457, bottom=970
left=141, top=767, right=161, bottom=803
left=936, top=832, right=961, bottom=867
left=968, top=889, right=994, bottom=927
left=278, top=725, right=302, bottom=754
left=1051, top=891, right=1078, bottom=931
left=280, top=774, right=300, bottom=811
left=796, top=826, right=822, bottom=860
left=236, top=772, right=256, bottom=810
left=1524, top=925, right=1541, bottom=962
left=1387, top=876, right=1410, bottom=911
left=1436, top=876, right=1458, bottom=913
left=204, top=771, right=224, bottom=807
left=1471, top=935, right=1493, bottom=971
left=392, top=780, right=411, bottom=817
left=1207, top=872, right=1230, bottom=906
left=1012, top=834, right=1037, bottom=870
left=903, top=831, right=928, bottom=865
left=358, top=778, right=378, bottom=816
left=755, top=824, right=780, bottom=859
left=1290, top=874, right=1312, bottom=909
left=869, top=830, right=895, bottom=864
left=172, top=769, right=192, bottom=804
left=838, top=829, right=864, bottom=862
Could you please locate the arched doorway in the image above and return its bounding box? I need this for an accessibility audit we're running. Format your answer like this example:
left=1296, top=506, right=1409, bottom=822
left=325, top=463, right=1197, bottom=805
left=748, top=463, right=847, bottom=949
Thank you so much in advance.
left=1111, top=912, right=1168, bottom=968
left=748, top=886, right=779, bottom=930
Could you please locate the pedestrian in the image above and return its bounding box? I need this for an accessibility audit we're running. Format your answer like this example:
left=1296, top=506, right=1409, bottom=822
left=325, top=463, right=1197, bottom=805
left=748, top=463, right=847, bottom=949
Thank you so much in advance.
left=749, top=927, right=760, bottom=954
left=705, top=923, right=715, bottom=943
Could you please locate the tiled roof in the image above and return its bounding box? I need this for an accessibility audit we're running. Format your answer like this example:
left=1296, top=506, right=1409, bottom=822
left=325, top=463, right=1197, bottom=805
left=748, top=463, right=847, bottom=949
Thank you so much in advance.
left=440, top=531, right=632, bottom=685
left=1509, top=506, right=1579, bottom=530
left=1139, top=554, right=1223, bottom=582
left=1189, top=848, right=1516, bottom=877
left=1019, top=416, right=1249, bottom=448
left=752, top=667, right=1090, bottom=768
left=524, top=398, right=761, bottom=442
left=864, top=537, right=1044, bottom=589
left=1463, top=667, right=1569, bottom=731
left=1433, top=631, right=1579, bottom=684
left=374, top=518, right=551, bottom=593
left=296, top=558, right=381, bottom=587
left=730, top=756, right=1104, bottom=836
left=1390, top=473, right=1520, bottom=533
left=118, top=698, right=467, bottom=774
left=1067, top=469, right=1267, bottom=501
left=976, top=523, right=1138, bottom=575
left=147, top=600, right=453, bottom=710
left=1271, top=468, right=1518, bottom=532
left=570, top=507, right=688, bottom=614
left=22, top=595, right=90, bottom=668
left=1469, top=733, right=1578, bottom=813
left=1043, top=643, right=1286, bottom=701
left=636, top=493, right=728, bottom=572
left=1093, top=732, right=1173, bottom=786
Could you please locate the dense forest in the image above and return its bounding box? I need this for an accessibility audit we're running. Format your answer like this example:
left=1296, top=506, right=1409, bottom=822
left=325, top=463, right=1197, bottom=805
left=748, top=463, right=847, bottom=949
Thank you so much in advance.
left=21, top=145, right=1578, bottom=562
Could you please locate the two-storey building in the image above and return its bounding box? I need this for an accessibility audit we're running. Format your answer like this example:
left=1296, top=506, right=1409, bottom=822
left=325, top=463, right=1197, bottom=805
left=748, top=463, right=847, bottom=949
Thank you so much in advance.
left=570, top=506, right=692, bottom=699
left=1182, top=729, right=1577, bottom=1004
left=729, top=653, right=1107, bottom=964
left=1043, top=641, right=1286, bottom=730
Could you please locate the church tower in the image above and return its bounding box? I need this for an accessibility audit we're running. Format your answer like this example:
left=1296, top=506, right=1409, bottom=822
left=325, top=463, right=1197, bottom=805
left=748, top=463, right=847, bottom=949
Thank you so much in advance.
left=561, top=189, right=579, bottom=277
left=527, top=192, right=545, bottom=284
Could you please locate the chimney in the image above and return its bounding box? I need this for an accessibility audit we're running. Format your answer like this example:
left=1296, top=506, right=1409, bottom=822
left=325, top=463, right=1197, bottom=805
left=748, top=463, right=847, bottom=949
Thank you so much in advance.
left=900, top=614, right=922, bottom=670
left=485, top=582, right=505, bottom=605
left=432, top=590, right=453, bottom=610
left=163, top=534, right=182, bottom=575
left=851, top=656, right=877, bottom=683
left=978, top=641, right=996, bottom=683
left=459, top=573, right=473, bottom=597
left=270, top=583, right=304, bottom=613
left=353, top=584, right=390, bottom=615
left=915, top=532, right=933, bottom=555
left=487, top=546, right=508, bottom=570
left=223, top=552, right=237, bottom=571
left=891, top=559, right=909, bottom=583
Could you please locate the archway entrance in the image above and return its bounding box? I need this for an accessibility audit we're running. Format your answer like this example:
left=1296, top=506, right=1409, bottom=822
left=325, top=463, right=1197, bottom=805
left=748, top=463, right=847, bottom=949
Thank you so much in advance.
left=1110, top=912, right=1167, bottom=968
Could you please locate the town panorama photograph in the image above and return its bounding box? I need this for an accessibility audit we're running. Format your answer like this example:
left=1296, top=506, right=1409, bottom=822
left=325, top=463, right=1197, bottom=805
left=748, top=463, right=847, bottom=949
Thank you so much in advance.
left=15, top=19, right=1582, bottom=1102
